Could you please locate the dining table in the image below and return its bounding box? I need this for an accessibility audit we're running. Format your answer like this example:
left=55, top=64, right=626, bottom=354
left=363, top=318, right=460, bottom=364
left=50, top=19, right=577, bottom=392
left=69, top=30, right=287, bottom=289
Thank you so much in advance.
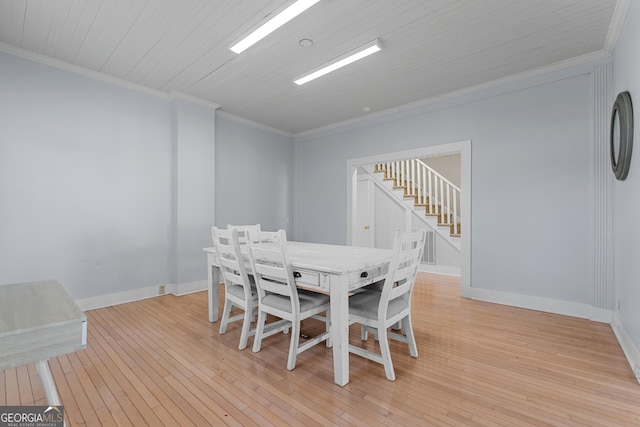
left=203, top=241, right=391, bottom=386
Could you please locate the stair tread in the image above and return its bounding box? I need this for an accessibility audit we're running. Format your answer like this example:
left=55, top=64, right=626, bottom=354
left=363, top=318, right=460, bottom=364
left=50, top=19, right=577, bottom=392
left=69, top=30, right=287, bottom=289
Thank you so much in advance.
left=374, top=163, right=461, bottom=238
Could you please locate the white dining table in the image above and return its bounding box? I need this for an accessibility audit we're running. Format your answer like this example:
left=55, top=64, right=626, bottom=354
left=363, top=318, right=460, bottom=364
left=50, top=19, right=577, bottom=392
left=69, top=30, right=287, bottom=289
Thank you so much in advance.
left=203, top=241, right=391, bottom=386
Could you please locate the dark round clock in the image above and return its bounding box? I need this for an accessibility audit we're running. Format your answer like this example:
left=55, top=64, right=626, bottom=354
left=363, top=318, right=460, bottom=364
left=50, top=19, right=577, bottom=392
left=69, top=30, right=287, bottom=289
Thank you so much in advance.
left=610, top=91, right=634, bottom=181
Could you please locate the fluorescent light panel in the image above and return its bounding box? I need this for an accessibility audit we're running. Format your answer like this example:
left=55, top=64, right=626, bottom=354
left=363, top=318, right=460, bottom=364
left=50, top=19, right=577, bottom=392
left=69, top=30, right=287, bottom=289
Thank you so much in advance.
left=230, top=0, right=321, bottom=54
left=294, top=39, right=382, bottom=85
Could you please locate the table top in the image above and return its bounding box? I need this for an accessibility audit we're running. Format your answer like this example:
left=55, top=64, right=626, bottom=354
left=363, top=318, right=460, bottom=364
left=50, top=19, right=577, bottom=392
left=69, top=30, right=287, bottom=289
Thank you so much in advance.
left=204, top=241, right=391, bottom=275
left=0, top=280, right=86, bottom=338
left=281, top=242, right=391, bottom=275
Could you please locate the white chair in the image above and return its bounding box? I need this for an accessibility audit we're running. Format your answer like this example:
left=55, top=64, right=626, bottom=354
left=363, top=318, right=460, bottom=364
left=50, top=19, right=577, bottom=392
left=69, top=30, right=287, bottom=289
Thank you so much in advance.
left=247, top=229, right=331, bottom=370
left=211, top=227, right=257, bottom=350
left=348, top=229, right=426, bottom=381
left=225, top=224, right=261, bottom=285
left=227, top=223, right=261, bottom=246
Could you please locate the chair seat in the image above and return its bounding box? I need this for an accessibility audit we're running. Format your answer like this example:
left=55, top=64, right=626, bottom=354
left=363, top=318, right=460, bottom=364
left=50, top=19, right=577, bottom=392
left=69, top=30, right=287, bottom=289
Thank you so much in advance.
left=263, top=290, right=329, bottom=313
left=349, top=290, right=408, bottom=320
left=359, top=279, right=384, bottom=292
left=226, top=283, right=258, bottom=300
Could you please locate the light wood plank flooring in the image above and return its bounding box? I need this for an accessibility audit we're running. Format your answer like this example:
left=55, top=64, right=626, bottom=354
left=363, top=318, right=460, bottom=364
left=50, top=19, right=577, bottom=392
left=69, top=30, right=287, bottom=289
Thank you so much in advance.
left=2, top=273, right=640, bottom=426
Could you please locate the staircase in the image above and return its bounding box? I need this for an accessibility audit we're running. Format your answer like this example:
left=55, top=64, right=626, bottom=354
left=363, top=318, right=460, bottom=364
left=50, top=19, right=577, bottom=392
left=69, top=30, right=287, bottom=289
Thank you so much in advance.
left=373, top=160, right=461, bottom=239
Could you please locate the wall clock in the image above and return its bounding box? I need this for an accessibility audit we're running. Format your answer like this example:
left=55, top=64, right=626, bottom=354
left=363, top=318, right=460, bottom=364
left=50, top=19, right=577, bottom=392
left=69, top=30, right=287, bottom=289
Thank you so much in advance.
left=610, top=91, right=634, bottom=180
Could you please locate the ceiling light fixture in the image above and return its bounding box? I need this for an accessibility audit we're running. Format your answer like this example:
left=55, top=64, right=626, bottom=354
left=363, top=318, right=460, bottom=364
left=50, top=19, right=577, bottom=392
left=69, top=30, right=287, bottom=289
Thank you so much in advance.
left=294, top=39, right=382, bottom=85
left=299, top=38, right=314, bottom=48
left=230, top=0, right=321, bottom=54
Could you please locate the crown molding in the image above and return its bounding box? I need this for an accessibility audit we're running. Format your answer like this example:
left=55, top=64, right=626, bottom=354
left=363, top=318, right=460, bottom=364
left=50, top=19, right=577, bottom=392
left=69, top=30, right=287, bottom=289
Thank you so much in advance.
left=170, top=91, right=220, bottom=110
left=604, top=0, right=632, bottom=53
left=0, top=42, right=170, bottom=99
left=216, top=110, right=294, bottom=138
left=296, top=49, right=613, bottom=141
left=0, top=42, right=220, bottom=110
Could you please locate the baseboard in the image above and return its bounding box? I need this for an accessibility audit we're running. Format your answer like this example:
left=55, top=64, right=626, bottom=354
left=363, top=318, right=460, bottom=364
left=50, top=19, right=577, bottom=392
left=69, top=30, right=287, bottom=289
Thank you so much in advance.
left=590, top=306, right=613, bottom=323
left=466, top=286, right=612, bottom=323
left=76, top=280, right=207, bottom=311
left=611, top=314, right=640, bottom=385
left=76, top=284, right=170, bottom=311
left=174, top=280, right=208, bottom=296
left=419, top=264, right=461, bottom=276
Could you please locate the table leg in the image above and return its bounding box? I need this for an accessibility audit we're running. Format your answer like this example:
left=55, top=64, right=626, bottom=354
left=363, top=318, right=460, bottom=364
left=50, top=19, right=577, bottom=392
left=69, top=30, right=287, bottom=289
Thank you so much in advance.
left=207, top=254, right=220, bottom=323
left=35, top=359, right=67, bottom=427
left=330, top=278, right=350, bottom=386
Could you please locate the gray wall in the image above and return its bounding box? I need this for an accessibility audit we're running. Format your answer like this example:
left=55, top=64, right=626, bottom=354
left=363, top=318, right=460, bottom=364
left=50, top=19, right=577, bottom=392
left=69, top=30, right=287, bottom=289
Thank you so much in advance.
left=0, top=52, right=221, bottom=299
left=171, top=99, right=216, bottom=285
left=612, top=1, right=640, bottom=363
left=0, top=52, right=296, bottom=301
left=215, top=113, right=294, bottom=235
left=294, top=67, right=593, bottom=305
left=0, top=52, right=173, bottom=299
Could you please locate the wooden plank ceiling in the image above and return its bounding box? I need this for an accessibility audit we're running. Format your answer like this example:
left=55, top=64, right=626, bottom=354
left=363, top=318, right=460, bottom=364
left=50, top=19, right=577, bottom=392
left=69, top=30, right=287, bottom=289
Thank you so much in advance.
left=0, top=0, right=621, bottom=134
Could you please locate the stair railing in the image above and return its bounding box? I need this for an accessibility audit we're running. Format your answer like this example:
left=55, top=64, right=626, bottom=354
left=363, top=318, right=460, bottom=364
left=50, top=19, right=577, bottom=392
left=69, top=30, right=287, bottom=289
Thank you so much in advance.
left=377, top=159, right=461, bottom=235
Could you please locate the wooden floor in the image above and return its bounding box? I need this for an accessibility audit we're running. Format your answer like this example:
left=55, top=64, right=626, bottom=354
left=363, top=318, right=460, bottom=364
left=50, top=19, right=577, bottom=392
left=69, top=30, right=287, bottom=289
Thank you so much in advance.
left=2, top=273, right=640, bottom=426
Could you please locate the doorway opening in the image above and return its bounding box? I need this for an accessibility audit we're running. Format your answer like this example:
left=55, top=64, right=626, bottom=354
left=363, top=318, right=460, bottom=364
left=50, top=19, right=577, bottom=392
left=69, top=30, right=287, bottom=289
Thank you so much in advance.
left=346, top=140, right=471, bottom=296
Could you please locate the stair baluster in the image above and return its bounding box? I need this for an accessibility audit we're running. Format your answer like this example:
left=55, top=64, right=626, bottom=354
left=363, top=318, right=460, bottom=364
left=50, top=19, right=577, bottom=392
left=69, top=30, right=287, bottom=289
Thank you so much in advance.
left=375, top=159, right=460, bottom=238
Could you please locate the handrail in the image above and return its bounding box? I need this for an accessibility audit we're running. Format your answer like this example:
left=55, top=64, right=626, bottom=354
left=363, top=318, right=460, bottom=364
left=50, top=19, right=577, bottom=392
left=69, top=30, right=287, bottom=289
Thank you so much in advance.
left=376, top=159, right=461, bottom=236
left=415, top=159, right=460, bottom=192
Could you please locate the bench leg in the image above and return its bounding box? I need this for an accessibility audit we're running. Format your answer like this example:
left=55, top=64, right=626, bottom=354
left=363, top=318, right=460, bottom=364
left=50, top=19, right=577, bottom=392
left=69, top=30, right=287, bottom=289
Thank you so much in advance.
left=36, top=359, right=67, bottom=427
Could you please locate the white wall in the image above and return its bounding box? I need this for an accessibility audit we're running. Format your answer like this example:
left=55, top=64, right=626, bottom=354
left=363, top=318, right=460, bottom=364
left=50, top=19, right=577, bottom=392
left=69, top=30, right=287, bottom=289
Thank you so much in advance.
left=0, top=52, right=173, bottom=300
left=215, top=112, right=294, bottom=235
left=611, top=0, right=640, bottom=372
left=295, top=65, right=595, bottom=305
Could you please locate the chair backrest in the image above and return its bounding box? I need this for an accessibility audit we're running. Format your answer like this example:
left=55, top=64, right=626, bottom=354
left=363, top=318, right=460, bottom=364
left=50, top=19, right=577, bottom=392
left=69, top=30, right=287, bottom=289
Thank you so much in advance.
left=212, top=227, right=252, bottom=299
left=246, top=228, right=281, bottom=247
left=378, top=229, right=427, bottom=314
left=227, top=223, right=261, bottom=245
left=246, top=229, right=300, bottom=309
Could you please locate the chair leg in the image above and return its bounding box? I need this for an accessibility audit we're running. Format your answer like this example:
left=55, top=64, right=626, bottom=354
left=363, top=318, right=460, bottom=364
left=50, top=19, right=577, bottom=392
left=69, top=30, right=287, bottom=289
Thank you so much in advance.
left=360, top=324, right=380, bottom=341
left=377, top=327, right=395, bottom=381
left=238, top=306, right=253, bottom=350
left=287, top=321, right=300, bottom=370
left=402, top=315, right=418, bottom=358
left=325, top=310, right=332, bottom=348
left=219, top=299, right=233, bottom=334
left=252, top=311, right=267, bottom=353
